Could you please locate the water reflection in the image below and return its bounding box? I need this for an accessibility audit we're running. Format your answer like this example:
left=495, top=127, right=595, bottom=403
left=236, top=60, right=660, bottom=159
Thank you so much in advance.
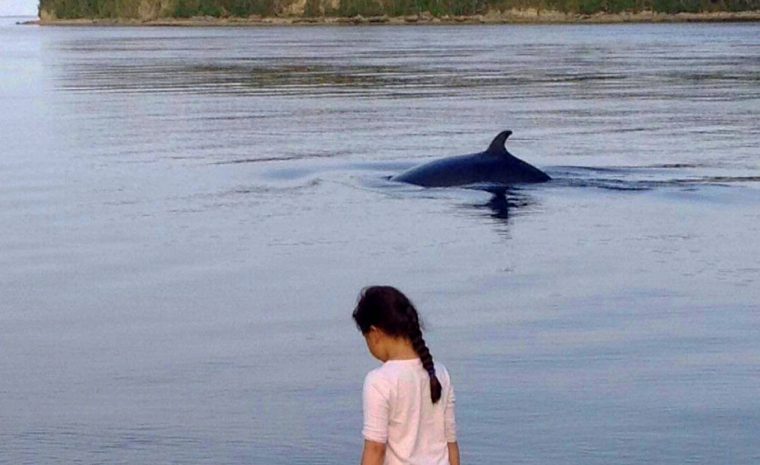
left=61, top=59, right=748, bottom=100
left=51, top=29, right=760, bottom=102
left=473, top=190, right=533, bottom=223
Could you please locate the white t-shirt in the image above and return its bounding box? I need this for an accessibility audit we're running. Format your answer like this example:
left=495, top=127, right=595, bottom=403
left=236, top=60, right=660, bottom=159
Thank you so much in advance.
left=362, top=358, right=457, bottom=465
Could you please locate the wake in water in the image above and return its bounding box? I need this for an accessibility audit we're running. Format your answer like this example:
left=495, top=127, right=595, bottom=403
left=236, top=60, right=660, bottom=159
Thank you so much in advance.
left=547, top=165, right=760, bottom=191
left=253, top=157, right=760, bottom=193
left=244, top=159, right=760, bottom=228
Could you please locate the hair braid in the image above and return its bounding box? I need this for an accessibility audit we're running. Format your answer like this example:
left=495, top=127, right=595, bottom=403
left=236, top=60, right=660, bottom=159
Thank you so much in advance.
left=404, top=305, right=442, bottom=404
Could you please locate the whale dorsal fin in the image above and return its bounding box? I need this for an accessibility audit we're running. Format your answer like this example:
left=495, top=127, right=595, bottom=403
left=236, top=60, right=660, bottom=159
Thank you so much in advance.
left=486, top=130, right=513, bottom=155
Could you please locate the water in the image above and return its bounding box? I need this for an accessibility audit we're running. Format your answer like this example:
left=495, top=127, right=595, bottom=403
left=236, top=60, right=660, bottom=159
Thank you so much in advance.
left=1, top=17, right=759, bottom=465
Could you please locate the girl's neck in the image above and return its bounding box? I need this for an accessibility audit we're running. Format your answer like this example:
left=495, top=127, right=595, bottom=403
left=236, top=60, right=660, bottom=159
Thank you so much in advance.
left=384, top=339, right=418, bottom=361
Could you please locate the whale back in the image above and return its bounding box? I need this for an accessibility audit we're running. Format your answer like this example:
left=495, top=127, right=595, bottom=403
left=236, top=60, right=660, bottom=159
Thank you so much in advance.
left=391, top=130, right=550, bottom=187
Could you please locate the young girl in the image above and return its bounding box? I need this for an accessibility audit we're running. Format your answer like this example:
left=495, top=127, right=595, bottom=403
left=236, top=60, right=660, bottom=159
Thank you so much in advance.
left=353, top=286, right=460, bottom=465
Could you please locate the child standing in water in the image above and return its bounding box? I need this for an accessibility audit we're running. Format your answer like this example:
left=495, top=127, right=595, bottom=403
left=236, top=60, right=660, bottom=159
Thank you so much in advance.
left=353, top=286, right=460, bottom=465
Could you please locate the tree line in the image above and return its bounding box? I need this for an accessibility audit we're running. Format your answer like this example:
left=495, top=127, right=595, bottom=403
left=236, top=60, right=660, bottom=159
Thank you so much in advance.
left=39, top=0, right=760, bottom=19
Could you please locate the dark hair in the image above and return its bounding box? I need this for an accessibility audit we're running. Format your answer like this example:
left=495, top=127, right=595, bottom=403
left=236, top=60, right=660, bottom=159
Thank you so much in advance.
left=353, top=286, right=442, bottom=404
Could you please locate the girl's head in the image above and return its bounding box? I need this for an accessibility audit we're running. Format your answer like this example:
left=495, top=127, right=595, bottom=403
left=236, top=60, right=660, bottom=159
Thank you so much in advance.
left=353, top=286, right=442, bottom=403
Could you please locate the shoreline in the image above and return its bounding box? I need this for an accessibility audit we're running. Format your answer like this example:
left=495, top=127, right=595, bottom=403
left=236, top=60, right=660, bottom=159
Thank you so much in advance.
left=24, top=10, right=760, bottom=26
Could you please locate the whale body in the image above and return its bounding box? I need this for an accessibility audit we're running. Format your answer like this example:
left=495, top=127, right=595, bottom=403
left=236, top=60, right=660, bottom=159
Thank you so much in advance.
left=391, top=130, right=550, bottom=188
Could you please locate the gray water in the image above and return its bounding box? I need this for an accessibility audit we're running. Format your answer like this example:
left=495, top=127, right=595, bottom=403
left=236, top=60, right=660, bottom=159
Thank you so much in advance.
left=1, top=17, right=759, bottom=465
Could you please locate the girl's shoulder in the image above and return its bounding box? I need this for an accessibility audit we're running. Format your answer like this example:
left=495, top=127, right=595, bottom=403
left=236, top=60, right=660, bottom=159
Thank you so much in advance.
left=363, top=364, right=394, bottom=398
left=435, top=362, right=452, bottom=384
left=364, top=359, right=420, bottom=384
left=364, top=362, right=397, bottom=383
left=366, top=359, right=453, bottom=384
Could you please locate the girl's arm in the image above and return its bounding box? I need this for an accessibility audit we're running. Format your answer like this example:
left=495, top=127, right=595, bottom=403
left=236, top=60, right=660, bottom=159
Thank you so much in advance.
left=448, top=441, right=461, bottom=465
left=360, top=439, right=386, bottom=465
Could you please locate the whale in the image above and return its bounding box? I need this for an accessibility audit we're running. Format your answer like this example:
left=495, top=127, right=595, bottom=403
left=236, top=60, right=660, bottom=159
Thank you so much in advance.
left=391, top=130, right=550, bottom=188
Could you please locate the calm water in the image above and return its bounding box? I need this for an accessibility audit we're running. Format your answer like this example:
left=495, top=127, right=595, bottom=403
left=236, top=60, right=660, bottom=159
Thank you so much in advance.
left=1, top=17, right=759, bottom=465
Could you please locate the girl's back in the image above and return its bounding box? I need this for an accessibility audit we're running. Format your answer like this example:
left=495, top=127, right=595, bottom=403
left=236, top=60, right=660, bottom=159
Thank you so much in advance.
left=363, top=359, right=456, bottom=465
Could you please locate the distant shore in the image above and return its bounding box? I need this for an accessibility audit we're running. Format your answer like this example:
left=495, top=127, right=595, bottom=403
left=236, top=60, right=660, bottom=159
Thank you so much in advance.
left=24, top=10, right=760, bottom=26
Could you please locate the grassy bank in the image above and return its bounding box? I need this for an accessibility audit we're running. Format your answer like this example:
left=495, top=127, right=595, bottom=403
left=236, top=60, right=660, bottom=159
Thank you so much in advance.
left=37, top=0, right=760, bottom=22
left=33, top=10, right=760, bottom=25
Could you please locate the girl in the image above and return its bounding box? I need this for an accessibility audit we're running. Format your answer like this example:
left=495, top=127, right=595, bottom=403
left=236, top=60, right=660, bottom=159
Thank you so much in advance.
left=353, top=286, right=460, bottom=465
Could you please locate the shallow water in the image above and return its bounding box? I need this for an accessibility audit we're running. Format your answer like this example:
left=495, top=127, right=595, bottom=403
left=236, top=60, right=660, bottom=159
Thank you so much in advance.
left=1, top=17, right=759, bottom=465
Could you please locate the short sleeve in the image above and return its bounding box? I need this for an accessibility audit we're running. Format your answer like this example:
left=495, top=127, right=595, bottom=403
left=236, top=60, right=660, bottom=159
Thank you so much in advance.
left=362, top=371, right=389, bottom=443
left=444, top=376, right=457, bottom=442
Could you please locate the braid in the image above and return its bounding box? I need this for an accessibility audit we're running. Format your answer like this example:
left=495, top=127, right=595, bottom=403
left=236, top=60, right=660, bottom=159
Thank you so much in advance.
left=405, top=305, right=442, bottom=404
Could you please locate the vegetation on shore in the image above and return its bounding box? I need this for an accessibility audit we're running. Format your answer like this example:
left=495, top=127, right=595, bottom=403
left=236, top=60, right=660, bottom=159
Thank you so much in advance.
left=38, top=0, right=760, bottom=21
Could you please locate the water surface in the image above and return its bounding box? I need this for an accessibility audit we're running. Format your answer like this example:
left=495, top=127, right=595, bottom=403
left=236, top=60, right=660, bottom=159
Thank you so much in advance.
left=1, top=17, right=759, bottom=465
